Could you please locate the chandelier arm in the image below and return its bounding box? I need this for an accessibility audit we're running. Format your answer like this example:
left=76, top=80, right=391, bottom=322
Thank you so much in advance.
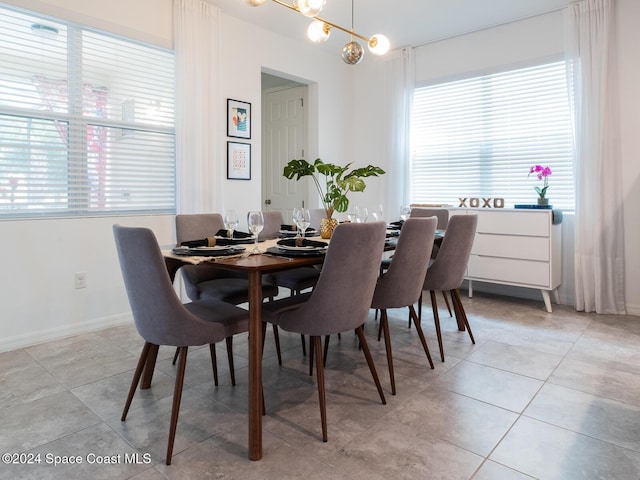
left=270, top=0, right=370, bottom=42
left=316, top=17, right=369, bottom=42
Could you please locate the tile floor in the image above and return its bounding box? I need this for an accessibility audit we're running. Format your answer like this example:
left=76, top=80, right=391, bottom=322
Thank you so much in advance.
left=2, top=293, right=640, bottom=479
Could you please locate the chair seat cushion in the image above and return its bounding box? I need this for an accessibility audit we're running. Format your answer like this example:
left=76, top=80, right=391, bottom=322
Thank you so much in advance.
left=262, top=292, right=312, bottom=326
left=184, top=299, right=250, bottom=338
left=198, top=278, right=278, bottom=305
left=266, top=267, right=321, bottom=292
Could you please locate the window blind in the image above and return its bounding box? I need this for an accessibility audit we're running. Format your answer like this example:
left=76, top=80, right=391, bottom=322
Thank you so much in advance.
left=0, top=5, right=175, bottom=217
left=410, top=61, right=574, bottom=210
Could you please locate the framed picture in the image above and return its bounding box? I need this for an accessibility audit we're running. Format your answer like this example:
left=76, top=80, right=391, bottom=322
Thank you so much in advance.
left=227, top=141, right=251, bottom=180
left=227, top=99, right=251, bottom=139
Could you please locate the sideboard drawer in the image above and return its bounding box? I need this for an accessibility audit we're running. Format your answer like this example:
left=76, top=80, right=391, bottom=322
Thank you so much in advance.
left=472, top=233, right=549, bottom=261
left=477, top=211, right=549, bottom=236
left=468, top=256, right=550, bottom=287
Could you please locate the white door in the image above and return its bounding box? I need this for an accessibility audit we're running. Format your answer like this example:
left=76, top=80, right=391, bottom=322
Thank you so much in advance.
left=262, top=85, right=307, bottom=223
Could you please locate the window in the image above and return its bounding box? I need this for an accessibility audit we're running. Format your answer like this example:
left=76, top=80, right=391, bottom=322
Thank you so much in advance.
left=410, top=61, right=574, bottom=210
left=0, top=5, right=175, bottom=218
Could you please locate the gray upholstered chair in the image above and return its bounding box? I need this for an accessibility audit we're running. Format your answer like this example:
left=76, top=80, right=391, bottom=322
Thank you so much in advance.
left=378, top=207, right=452, bottom=326
left=410, top=207, right=449, bottom=229
left=113, top=225, right=249, bottom=465
left=175, top=213, right=280, bottom=371
left=309, top=208, right=327, bottom=231
left=265, top=208, right=321, bottom=357
left=421, top=214, right=478, bottom=361
left=370, top=217, right=437, bottom=394
left=409, top=207, right=453, bottom=317
left=262, top=222, right=388, bottom=442
left=258, top=210, right=284, bottom=240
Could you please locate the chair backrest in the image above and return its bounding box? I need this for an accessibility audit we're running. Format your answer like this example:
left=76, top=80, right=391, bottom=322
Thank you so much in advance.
left=422, top=214, right=478, bottom=292
left=260, top=210, right=284, bottom=240
left=113, top=224, right=225, bottom=347
left=278, top=222, right=387, bottom=336
left=175, top=213, right=225, bottom=245
left=371, top=217, right=437, bottom=309
left=410, top=207, right=449, bottom=230
left=309, top=208, right=327, bottom=231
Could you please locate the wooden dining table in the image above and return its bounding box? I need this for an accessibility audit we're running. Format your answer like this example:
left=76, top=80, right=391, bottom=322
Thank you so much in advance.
left=159, top=239, right=326, bottom=461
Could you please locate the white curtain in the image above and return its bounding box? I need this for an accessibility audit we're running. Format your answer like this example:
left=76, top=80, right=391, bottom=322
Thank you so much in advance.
left=174, top=0, right=222, bottom=214
left=566, top=0, right=626, bottom=314
left=386, top=47, right=414, bottom=218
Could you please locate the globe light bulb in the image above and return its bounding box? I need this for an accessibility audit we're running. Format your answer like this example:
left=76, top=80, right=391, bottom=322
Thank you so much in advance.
left=342, top=40, right=364, bottom=65
left=368, top=34, right=390, bottom=55
left=307, top=20, right=330, bottom=43
left=296, top=0, right=326, bottom=17
left=246, top=0, right=266, bottom=6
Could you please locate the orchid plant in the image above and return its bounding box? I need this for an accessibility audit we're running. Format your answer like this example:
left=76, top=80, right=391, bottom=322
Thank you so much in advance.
left=528, top=164, right=552, bottom=200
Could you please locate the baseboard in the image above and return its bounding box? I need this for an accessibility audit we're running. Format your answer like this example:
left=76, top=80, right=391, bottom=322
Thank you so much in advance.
left=0, top=313, right=133, bottom=353
left=625, top=302, right=640, bottom=317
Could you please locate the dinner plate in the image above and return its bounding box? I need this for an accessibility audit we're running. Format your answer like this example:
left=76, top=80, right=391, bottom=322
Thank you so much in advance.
left=265, top=246, right=326, bottom=257
left=172, top=246, right=246, bottom=257
left=278, top=244, right=326, bottom=252
left=276, top=238, right=328, bottom=249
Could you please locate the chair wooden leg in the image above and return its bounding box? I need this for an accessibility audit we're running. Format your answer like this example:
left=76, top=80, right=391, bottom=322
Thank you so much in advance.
left=308, top=336, right=314, bottom=376
left=301, top=334, right=307, bottom=356
left=442, top=290, right=453, bottom=317
left=418, top=292, right=423, bottom=322
left=171, top=347, right=179, bottom=365
left=226, top=337, right=236, bottom=386
left=380, top=309, right=396, bottom=395
left=141, top=344, right=159, bottom=389
left=166, top=346, right=188, bottom=465
left=122, top=342, right=152, bottom=421
left=272, top=325, right=282, bottom=366
left=311, top=336, right=328, bottom=442
left=355, top=326, right=386, bottom=405
left=377, top=318, right=383, bottom=342
left=430, top=290, right=444, bottom=362
left=209, top=343, right=218, bottom=387
left=323, top=335, right=330, bottom=367
left=451, top=289, right=475, bottom=344
left=410, top=305, right=434, bottom=369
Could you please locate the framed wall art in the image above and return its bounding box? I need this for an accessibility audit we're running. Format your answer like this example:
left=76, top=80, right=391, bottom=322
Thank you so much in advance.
left=227, top=98, right=251, bottom=139
left=227, top=141, right=251, bottom=180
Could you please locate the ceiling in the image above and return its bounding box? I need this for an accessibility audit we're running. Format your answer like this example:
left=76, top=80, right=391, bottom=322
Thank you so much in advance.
left=205, top=0, right=572, bottom=52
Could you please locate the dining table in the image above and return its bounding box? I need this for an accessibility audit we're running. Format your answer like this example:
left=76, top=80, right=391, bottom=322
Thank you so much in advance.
left=147, top=226, right=416, bottom=460
left=158, top=237, right=327, bottom=461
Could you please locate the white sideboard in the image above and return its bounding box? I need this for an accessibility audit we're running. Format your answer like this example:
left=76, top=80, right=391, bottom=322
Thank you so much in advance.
left=450, top=207, right=562, bottom=312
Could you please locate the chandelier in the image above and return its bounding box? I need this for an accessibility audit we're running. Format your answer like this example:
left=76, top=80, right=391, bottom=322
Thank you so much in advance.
left=246, top=0, right=390, bottom=65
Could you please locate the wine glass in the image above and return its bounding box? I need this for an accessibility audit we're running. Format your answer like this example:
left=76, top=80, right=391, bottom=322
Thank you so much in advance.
left=297, top=208, right=311, bottom=236
left=346, top=206, right=357, bottom=223
left=400, top=205, right=411, bottom=221
left=247, top=211, right=264, bottom=254
left=371, top=204, right=384, bottom=222
left=292, top=207, right=302, bottom=237
left=354, top=206, right=368, bottom=223
left=224, top=209, right=239, bottom=238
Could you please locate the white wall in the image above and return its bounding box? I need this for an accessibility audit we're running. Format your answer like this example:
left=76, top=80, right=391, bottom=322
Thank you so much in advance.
left=0, top=0, right=352, bottom=352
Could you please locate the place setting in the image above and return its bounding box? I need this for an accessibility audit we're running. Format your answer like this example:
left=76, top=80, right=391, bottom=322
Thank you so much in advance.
left=265, top=237, right=328, bottom=257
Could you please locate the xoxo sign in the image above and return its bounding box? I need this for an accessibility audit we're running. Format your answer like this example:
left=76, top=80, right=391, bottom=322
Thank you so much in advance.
left=458, top=197, right=505, bottom=208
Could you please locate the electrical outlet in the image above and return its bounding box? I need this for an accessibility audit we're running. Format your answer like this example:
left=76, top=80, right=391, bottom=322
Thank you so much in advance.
left=75, top=272, right=86, bottom=289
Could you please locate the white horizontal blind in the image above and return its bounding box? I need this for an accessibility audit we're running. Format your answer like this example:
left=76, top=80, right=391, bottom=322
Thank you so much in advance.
left=410, top=61, right=574, bottom=210
left=0, top=5, right=175, bottom=217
